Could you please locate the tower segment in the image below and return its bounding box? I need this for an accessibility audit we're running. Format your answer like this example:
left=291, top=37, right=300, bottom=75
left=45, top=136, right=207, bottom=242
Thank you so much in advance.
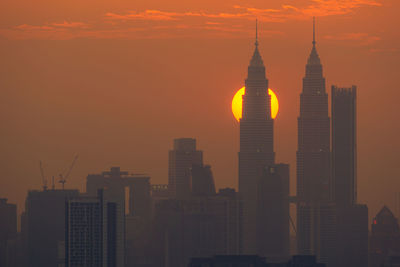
left=239, top=20, right=275, bottom=254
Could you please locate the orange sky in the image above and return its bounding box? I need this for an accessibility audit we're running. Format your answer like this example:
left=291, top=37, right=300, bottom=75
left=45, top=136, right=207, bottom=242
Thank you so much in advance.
left=0, top=0, right=399, bottom=222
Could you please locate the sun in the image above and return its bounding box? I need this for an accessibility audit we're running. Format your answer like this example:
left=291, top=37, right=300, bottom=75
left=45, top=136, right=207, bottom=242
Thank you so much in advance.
left=232, top=87, right=279, bottom=121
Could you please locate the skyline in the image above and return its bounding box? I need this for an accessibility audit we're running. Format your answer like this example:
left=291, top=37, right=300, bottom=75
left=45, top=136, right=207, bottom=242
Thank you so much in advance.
left=1, top=0, right=400, bottom=224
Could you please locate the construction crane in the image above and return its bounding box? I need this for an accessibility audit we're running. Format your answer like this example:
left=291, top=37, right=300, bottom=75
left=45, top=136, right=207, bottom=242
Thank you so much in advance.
left=59, top=155, right=79, bottom=190
left=39, top=161, right=48, bottom=191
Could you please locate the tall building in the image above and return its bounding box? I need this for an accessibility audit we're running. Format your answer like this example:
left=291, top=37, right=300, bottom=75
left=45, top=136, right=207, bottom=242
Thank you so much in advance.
left=25, top=189, right=80, bottom=267
left=191, top=164, right=216, bottom=197
left=370, top=206, right=400, bottom=267
left=296, top=18, right=334, bottom=266
left=65, top=190, right=117, bottom=267
left=0, top=198, right=17, bottom=267
left=332, top=86, right=357, bottom=208
left=239, top=22, right=275, bottom=254
left=257, top=164, right=290, bottom=261
left=152, top=188, right=242, bottom=267
left=168, top=138, right=203, bottom=199
left=332, top=86, right=368, bottom=267
left=336, top=204, right=368, bottom=267
left=86, top=167, right=150, bottom=267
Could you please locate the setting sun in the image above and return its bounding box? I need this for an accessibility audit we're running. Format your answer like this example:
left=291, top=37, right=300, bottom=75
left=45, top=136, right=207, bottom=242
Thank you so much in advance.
left=232, top=87, right=279, bottom=121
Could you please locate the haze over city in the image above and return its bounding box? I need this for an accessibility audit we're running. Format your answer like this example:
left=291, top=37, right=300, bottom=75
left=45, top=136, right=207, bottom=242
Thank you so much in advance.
left=0, top=1, right=400, bottom=266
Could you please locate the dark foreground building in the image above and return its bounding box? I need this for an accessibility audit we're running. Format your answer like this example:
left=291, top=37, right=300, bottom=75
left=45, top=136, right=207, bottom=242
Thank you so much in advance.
left=188, top=255, right=325, bottom=267
left=86, top=167, right=151, bottom=267
left=370, top=206, right=400, bottom=267
left=25, top=189, right=79, bottom=267
left=65, top=190, right=117, bottom=267
left=0, top=198, right=17, bottom=267
left=152, top=189, right=242, bottom=267
left=257, top=164, right=290, bottom=261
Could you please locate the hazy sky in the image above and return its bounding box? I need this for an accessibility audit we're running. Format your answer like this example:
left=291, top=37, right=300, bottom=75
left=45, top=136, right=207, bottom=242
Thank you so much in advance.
left=0, top=0, right=399, bottom=221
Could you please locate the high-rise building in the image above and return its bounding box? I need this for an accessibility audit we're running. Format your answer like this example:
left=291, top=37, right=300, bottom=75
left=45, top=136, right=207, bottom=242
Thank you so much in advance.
left=257, top=164, right=290, bottom=260
left=25, top=189, right=80, bottom=267
left=0, top=198, right=17, bottom=267
left=168, top=138, right=203, bottom=199
left=370, top=206, right=400, bottom=267
left=87, top=167, right=150, bottom=267
left=336, top=204, right=368, bottom=267
left=332, top=86, right=368, bottom=267
left=152, top=188, right=242, bottom=267
left=239, top=22, right=275, bottom=254
left=87, top=166, right=151, bottom=218
left=296, top=18, right=334, bottom=266
left=332, top=86, right=357, bottom=208
left=191, top=164, right=216, bottom=197
left=65, top=190, right=118, bottom=267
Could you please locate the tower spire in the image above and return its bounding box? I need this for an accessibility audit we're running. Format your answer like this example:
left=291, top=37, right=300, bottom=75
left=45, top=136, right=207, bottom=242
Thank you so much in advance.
left=255, top=18, right=258, bottom=47
left=313, top=16, right=316, bottom=47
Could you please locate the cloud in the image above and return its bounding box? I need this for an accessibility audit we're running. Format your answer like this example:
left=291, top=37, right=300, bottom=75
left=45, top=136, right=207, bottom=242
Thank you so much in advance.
left=1, top=0, right=383, bottom=40
left=52, top=21, right=91, bottom=29
left=325, top=32, right=381, bottom=45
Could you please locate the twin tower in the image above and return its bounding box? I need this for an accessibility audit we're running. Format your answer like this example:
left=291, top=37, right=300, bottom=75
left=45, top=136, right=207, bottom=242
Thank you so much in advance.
left=238, top=19, right=334, bottom=262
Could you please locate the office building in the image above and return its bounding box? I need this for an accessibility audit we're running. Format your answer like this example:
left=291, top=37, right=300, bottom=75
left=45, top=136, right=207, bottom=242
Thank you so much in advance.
left=370, top=206, right=400, bottom=267
left=0, top=198, right=17, bottom=267
left=87, top=167, right=150, bottom=267
left=152, top=189, right=242, bottom=267
left=332, top=85, right=357, bottom=208
left=25, top=189, right=79, bottom=267
left=239, top=22, right=275, bottom=254
left=296, top=19, right=334, bottom=266
left=168, top=138, right=203, bottom=199
left=65, top=190, right=117, bottom=267
left=257, top=164, right=290, bottom=260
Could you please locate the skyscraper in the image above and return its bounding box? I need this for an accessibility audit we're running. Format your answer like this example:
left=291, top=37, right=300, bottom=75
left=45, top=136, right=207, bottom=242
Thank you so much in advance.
left=86, top=167, right=150, bottom=267
left=239, top=21, right=275, bottom=254
left=25, top=189, right=80, bottom=267
left=0, top=198, right=17, bottom=267
left=332, top=86, right=357, bottom=207
left=65, top=190, right=117, bottom=267
left=332, top=86, right=368, bottom=267
left=296, top=18, right=335, bottom=266
left=168, top=138, right=203, bottom=199
left=257, top=164, right=290, bottom=261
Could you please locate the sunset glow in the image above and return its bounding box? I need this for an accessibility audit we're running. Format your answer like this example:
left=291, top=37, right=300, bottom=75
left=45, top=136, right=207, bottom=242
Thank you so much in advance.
left=232, top=87, right=279, bottom=121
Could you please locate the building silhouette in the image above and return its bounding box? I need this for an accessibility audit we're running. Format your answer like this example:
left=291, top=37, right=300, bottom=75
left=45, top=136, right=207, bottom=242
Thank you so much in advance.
left=0, top=198, right=17, bottom=267
left=238, top=21, right=275, bottom=254
left=152, top=188, right=242, bottom=267
left=257, top=164, right=290, bottom=261
left=188, top=255, right=268, bottom=267
left=65, top=190, right=117, bottom=267
left=296, top=18, right=335, bottom=266
left=332, top=86, right=357, bottom=208
left=332, top=85, right=368, bottom=267
left=168, top=138, right=203, bottom=199
left=191, top=164, right=216, bottom=197
left=25, top=189, right=79, bottom=267
left=370, top=206, right=400, bottom=267
left=188, top=255, right=326, bottom=267
left=86, top=167, right=151, bottom=267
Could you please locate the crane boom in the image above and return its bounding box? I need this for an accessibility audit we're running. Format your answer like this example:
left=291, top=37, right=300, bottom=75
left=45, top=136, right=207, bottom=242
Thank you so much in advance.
left=59, top=154, right=79, bottom=190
